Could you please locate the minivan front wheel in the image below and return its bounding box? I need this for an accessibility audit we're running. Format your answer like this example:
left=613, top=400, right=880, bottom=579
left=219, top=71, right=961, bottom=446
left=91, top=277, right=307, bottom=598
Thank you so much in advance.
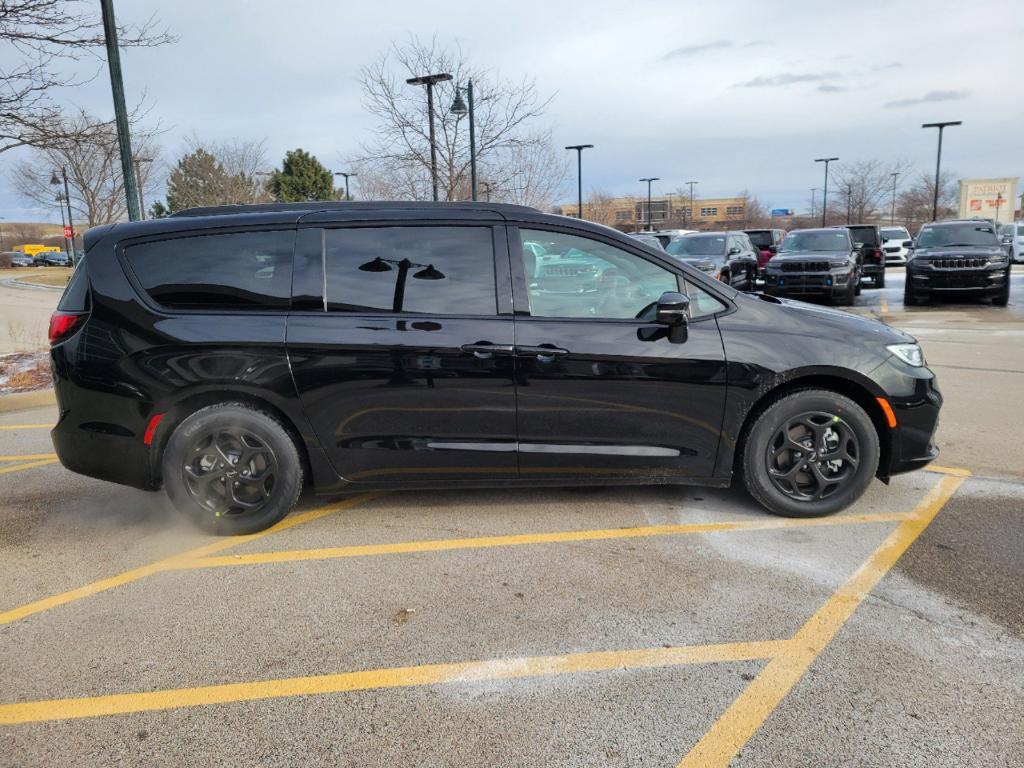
left=162, top=403, right=303, bottom=535
left=741, top=389, right=879, bottom=518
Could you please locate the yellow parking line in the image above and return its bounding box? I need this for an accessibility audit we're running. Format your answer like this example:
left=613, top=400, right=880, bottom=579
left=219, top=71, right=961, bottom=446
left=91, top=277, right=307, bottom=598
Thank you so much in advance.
left=0, top=424, right=52, bottom=431
left=880, top=296, right=889, bottom=314
left=178, top=510, right=915, bottom=570
left=0, top=640, right=788, bottom=725
left=676, top=472, right=966, bottom=767
left=925, top=464, right=972, bottom=477
left=0, top=453, right=58, bottom=462
left=0, top=493, right=383, bottom=626
left=0, top=458, right=59, bottom=475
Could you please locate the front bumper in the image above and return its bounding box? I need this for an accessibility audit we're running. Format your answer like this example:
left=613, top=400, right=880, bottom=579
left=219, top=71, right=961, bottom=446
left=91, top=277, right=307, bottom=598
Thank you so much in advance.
left=906, top=264, right=1008, bottom=294
left=874, top=361, right=942, bottom=478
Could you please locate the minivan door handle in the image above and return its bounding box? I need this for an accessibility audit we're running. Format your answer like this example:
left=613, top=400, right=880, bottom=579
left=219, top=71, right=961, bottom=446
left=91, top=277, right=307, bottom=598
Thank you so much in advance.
left=460, top=342, right=515, bottom=359
left=516, top=344, right=570, bottom=361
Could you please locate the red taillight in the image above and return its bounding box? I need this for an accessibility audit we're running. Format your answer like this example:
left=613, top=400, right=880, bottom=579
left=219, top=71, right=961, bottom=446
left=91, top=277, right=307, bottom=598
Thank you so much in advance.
left=873, top=248, right=883, bottom=262
left=48, top=311, right=84, bottom=345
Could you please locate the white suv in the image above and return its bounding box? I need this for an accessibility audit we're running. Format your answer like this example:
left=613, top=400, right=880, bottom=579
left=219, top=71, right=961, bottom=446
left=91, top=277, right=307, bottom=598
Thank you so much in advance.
left=880, top=226, right=912, bottom=265
left=1000, top=222, right=1024, bottom=263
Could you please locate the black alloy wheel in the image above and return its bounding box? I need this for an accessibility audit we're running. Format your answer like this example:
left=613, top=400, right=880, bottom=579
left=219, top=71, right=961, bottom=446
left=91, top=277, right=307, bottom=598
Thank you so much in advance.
left=765, top=412, right=859, bottom=502
left=182, top=428, right=279, bottom=517
left=162, top=403, right=303, bottom=535
left=741, top=389, right=879, bottom=518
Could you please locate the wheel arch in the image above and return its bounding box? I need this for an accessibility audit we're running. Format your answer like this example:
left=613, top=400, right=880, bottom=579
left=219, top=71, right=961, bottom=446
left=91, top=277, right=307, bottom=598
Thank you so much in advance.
left=731, top=371, right=892, bottom=480
left=147, top=388, right=318, bottom=490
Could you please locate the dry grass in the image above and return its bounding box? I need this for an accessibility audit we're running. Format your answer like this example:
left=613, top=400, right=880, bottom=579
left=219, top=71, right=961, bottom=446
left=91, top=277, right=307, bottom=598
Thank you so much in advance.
left=21, top=270, right=71, bottom=288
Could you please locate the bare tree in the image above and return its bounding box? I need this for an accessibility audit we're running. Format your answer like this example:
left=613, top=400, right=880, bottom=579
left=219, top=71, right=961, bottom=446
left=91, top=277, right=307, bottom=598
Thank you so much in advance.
left=0, top=1, right=173, bottom=153
left=896, top=171, right=958, bottom=231
left=733, top=189, right=770, bottom=228
left=11, top=109, right=160, bottom=226
left=583, top=188, right=620, bottom=227
left=832, top=158, right=914, bottom=223
left=351, top=36, right=560, bottom=203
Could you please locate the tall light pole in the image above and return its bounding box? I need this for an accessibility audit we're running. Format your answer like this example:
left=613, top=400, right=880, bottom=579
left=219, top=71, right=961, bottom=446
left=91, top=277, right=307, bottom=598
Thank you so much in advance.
left=54, top=194, right=69, bottom=254
left=994, top=192, right=1004, bottom=224
left=406, top=73, right=453, bottom=202
left=815, top=157, right=839, bottom=227
left=810, top=188, right=818, bottom=219
left=666, top=191, right=676, bottom=221
left=450, top=82, right=477, bottom=201
left=50, top=168, right=76, bottom=264
left=889, top=172, right=899, bottom=225
left=333, top=171, right=357, bottom=201
left=133, top=157, right=152, bottom=220
left=922, top=121, right=962, bottom=221
left=686, top=180, right=699, bottom=228
left=565, top=144, right=593, bottom=219
left=845, top=183, right=853, bottom=224
left=99, top=0, right=141, bottom=221
left=640, top=177, right=659, bottom=231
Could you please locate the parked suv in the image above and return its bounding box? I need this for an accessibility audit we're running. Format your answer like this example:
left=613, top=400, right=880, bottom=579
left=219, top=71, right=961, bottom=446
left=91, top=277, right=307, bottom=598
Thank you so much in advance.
left=743, top=228, right=786, bottom=276
left=664, top=231, right=759, bottom=290
left=34, top=250, right=71, bottom=267
left=51, top=202, right=940, bottom=534
left=842, top=224, right=885, bottom=287
left=880, top=226, right=913, bottom=265
left=1000, top=222, right=1024, bottom=264
left=764, top=228, right=861, bottom=305
left=905, top=219, right=1011, bottom=306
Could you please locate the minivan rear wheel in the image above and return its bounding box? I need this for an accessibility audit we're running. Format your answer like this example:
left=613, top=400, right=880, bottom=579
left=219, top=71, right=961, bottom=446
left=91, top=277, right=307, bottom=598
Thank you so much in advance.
left=741, top=389, right=879, bottom=518
left=162, top=403, right=303, bottom=535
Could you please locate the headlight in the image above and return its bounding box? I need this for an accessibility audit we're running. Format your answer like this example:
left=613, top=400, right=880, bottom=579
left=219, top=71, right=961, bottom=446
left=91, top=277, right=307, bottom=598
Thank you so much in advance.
left=887, top=343, right=924, bottom=367
left=989, top=253, right=1008, bottom=265
left=829, top=259, right=849, bottom=268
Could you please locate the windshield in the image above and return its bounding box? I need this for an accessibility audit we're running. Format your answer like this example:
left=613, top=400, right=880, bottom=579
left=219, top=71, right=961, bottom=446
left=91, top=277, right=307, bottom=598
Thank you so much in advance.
left=666, top=235, right=725, bottom=257
left=746, top=231, right=773, bottom=248
left=881, top=227, right=909, bottom=240
left=917, top=223, right=998, bottom=248
left=780, top=231, right=850, bottom=252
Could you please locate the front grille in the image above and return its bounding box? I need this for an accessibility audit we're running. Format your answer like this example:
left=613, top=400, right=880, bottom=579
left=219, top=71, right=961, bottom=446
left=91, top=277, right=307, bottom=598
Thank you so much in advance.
left=542, top=264, right=595, bottom=277
left=931, top=257, right=986, bottom=269
left=884, top=246, right=901, bottom=253
left=780, top=261, right=830, bottom=272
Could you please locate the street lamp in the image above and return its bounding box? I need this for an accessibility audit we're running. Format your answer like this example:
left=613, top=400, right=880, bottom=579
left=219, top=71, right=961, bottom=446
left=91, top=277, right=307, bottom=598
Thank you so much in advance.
left=50, top=168, right=76, bottom=264
left=358, top=256, right=446, bottom=313
left=921, top=121, right=962, bottom=221
left=333, top=171, right=357, bottom=201
left=994, top=192, right=1004, bottom=224
left=890, top=172, right=899, bottom=225
left=450, top=82, right=477, bottom=201
left=686, top=180, right=699, bottom=228
left=133, top=157, right=152, bottom=220
left=815, top=157, right=839, bottom=227
left=639, top=177, right=659, bottom=232
left=406, top=72, right=453, bottom=202
left=845, top=183, right=853, bottom=224
left=810, top=188, right=818, bottom=219
left=565, top=144, right=594, bottom=219
left=99, top=0, right=141, bottom=221
left=666, top=191, right=675, bottom=221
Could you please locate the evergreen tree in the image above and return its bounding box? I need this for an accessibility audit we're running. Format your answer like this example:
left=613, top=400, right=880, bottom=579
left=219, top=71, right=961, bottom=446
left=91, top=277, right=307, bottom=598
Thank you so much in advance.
left=165, top=148, right=231, bottom=212
left=270, top=149, right=336, bottom=202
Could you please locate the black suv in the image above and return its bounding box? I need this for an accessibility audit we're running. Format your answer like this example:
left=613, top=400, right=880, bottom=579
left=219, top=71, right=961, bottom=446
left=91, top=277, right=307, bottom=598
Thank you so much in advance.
left=663, top=232, right=759, bottom=290
left=763, top=228, right=861, bottom=305
left=905, top=220, right=1011, bottom=306
left=909, top=219, right=1011, bottom=307
left=842, top=224, right=885, bottom=288
left=50, top=202, right=940, bottom=534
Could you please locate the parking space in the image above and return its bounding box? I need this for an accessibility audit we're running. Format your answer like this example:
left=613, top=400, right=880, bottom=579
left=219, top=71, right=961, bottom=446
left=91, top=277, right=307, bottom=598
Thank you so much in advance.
left=2, top=270, right=1023, bottom=766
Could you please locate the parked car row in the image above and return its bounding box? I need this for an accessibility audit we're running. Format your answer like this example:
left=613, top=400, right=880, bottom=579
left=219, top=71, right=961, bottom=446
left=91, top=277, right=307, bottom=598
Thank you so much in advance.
left=1, top=250, right=72, bottom=267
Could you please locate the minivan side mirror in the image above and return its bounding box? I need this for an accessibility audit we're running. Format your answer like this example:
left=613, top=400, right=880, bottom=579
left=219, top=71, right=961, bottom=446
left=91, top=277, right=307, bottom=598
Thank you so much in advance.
left=656, top=291, right=690, bottom=326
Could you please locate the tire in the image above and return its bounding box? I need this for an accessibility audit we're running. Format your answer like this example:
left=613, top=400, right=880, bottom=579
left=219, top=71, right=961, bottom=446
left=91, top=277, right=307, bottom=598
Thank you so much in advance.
left=835, top=279, right=855, bottom=306
left=162, top=403, right=304, bottom=535
left=740, top=389, right=879, bottom=518
left=876, top=270, right=886, bottom=289
left=992, top=276, right=1010, bottom=307
left=903, top=282, right=921, bottom=306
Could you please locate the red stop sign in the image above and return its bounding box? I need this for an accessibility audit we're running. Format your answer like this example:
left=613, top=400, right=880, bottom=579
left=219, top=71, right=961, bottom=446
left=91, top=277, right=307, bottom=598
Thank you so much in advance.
left=64, top=225, right=72, bottom=239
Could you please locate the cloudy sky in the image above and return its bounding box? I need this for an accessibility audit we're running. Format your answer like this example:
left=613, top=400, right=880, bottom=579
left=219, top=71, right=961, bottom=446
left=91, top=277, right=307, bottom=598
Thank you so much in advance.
left=2, top=0, right=1022, bottom=223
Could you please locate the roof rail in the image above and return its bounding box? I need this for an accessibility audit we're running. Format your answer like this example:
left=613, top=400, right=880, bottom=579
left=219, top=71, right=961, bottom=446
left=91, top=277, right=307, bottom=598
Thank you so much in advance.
left=170, top=200, right=541, bottom=218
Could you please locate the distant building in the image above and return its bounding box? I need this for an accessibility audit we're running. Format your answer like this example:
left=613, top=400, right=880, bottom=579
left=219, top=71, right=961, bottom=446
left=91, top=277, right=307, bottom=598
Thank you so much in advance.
left=553, top=195, right=750, bottom=231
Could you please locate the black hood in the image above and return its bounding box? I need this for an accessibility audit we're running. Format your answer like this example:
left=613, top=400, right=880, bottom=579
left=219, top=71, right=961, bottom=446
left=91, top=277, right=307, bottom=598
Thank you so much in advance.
left=913, top=244, right=1002, bottom=259
left=769, top=250, right=850, bottom=262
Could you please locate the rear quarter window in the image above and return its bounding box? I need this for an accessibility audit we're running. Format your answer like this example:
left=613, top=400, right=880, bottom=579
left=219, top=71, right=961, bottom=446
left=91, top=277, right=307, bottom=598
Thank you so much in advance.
left=124, top=230, right=294, bottom=310
left=57, top=262, right=90, bottom=312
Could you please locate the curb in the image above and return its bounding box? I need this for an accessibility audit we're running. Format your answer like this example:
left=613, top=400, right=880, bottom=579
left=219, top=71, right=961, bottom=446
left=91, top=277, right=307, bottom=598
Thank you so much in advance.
left=1, top=278, right=63, bottom=292
left=0, top=389, right=56, bottom=413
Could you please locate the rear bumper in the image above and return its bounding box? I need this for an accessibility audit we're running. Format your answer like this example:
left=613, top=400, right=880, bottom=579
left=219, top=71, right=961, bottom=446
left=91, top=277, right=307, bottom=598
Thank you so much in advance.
left=862, top=262, right=884, bottom=277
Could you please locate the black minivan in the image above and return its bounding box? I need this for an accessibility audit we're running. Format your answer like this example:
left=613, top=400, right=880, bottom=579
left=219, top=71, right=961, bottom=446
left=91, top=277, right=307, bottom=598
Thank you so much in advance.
left=50, top=202, right=941, bottom=534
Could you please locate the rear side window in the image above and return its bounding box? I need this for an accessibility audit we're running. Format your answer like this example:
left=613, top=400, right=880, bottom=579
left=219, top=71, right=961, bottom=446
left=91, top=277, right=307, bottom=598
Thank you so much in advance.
left=124, top=230, right=294, bottom=310
left=324, top=226, right=496, bottom=315
left=849, top=227, right=879, bottom=246
left=57, top=262, right=90, bottom=312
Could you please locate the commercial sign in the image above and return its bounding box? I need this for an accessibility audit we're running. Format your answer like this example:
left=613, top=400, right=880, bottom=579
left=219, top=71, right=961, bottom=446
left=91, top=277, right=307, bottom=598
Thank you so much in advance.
left=770, top=208, right=793, bottom=217
left=958, top=178, right=1018, bottom=224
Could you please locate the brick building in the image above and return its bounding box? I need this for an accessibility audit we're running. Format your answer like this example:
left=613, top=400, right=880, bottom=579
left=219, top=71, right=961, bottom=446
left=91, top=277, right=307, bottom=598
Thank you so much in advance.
left=553, top=195, right=750, bottom=231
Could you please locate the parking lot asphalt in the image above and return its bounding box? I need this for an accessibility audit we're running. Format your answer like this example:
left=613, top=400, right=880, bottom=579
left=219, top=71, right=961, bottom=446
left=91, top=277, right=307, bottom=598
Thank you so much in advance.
left=1, top=266, right=1022, bottom=767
